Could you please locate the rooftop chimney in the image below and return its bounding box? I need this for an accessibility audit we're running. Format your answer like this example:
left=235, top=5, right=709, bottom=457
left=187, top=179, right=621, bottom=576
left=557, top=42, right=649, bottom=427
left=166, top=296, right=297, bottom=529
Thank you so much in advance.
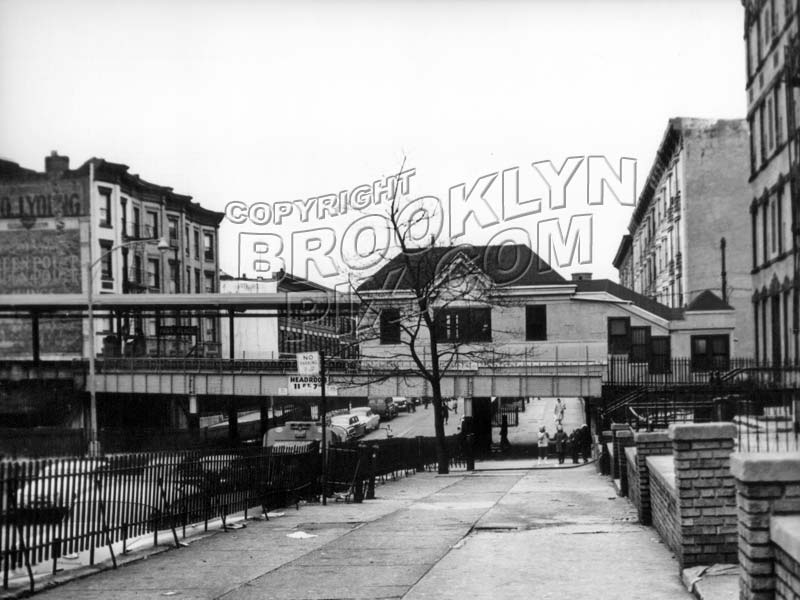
left=571, top=272, right=592, bottom=281
left=45, top=151, right=69, bottom=177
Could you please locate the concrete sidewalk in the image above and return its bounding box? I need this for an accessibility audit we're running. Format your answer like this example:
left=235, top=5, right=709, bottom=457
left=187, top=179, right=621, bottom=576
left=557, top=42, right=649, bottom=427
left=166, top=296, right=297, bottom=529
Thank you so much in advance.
left=10, top=463, right=692, bottom=600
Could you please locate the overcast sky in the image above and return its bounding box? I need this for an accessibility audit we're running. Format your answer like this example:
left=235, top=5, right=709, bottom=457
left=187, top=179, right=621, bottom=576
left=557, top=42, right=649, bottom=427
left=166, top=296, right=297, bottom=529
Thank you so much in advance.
left=0, top=0, right=746, bottom=286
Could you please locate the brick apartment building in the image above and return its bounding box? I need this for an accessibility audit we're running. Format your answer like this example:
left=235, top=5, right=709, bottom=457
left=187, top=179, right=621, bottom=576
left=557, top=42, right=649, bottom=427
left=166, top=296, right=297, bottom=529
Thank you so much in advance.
left=742, top=0, right=800, bottom=365
left=613, top=118, right=755, bottom=356
left=0, top=152, right=225, bottom=360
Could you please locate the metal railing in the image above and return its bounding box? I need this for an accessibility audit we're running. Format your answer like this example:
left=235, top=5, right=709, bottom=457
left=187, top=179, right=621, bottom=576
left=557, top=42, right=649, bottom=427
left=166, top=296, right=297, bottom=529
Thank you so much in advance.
left=617, top=387, right=799, bottom=454
left=1, top=433, right=466, bottom=591
left=491, top=403, right=520, bottom=427
left=605, top=356, right=800, bottom=388
left=1, top=446, right=319, bottom=592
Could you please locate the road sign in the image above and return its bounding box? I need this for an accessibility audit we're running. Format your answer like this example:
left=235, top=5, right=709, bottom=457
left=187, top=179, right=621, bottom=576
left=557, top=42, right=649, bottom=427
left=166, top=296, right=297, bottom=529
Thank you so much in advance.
left=296, top=352, right=321, bottom=375
left=287, top=375, right=337, bottom=396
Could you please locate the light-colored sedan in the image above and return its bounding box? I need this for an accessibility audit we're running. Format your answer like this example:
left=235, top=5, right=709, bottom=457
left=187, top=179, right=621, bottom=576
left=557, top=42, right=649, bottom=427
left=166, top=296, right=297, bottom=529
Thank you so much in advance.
left=330, top=414, right=366, bottom=440
left=349, top=407, right=380, bottom=432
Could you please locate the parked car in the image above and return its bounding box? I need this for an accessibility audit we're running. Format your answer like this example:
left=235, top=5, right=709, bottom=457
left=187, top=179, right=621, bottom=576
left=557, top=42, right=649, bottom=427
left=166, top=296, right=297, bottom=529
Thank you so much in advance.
left=349, top=407, right=380, bottom=432
left=368, top=397, right=398, bottom=420
left=15, top=459, right=110, bottom=517
left=330, top=414, right=367, bottom=440
left=392, top=397, right=410, bottom=412
left=263, top=420, right=348, bottom=450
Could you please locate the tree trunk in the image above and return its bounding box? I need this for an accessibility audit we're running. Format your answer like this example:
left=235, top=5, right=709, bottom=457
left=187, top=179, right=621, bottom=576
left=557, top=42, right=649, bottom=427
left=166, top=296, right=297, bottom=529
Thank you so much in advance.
left=430, top=379, right=449, bottom=474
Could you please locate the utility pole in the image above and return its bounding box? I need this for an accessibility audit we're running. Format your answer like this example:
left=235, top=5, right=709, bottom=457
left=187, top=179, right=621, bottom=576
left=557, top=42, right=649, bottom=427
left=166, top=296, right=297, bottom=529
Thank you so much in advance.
left=720, top=237, right=728, bottom=304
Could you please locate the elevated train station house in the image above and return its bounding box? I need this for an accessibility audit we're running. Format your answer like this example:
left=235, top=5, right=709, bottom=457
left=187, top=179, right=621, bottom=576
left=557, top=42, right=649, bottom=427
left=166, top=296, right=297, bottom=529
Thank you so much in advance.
left=0, top=241, right=742, bottom=454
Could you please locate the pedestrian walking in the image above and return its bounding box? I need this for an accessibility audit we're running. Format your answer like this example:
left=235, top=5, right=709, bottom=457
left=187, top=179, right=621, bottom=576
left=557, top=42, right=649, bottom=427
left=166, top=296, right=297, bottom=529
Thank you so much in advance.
left=424, top=397, right=429, bottom=410
left=553, top=398, right=565, bottom=426
left=554, top=425, right=568, bottom=464
left=442, top=402, right=450, bottom=425
left=452, top=398, right=458, bottom=415
left=500, top=415, right=511, bottom=453
left=537, top=425, right=550, bottom=464
left=569, top=428, right=580, bottom=464
left=579, top=423, right=592, bottom=463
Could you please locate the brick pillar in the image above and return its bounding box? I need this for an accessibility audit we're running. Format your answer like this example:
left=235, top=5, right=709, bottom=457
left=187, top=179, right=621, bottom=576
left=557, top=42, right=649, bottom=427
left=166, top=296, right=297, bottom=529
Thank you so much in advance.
left=633, top=431, right=672, bottom=525
left=617, top=430, right=634, bottom=497
left=670, top=423, right=738, bottom=569
left=610, top=423, right=630, bottom=481
left=731, top=454, right=800, bottom=600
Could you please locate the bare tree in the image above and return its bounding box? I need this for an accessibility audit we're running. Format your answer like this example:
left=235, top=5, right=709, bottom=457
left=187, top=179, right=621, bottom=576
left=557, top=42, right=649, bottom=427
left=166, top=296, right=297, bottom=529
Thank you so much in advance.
left=346, top=172, right=524, bottom=474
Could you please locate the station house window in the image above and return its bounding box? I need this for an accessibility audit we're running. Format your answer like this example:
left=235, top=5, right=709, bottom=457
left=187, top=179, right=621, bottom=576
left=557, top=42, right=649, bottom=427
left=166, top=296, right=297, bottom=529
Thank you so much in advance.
left=435, top=307, right=492, bottom=343
left=607, top=317, right=631, bottom=354
left=690, top=335, right=730, bottom=371
left=525, top=305, right=547, bottom=341
left=650, top=336, right=671, bottom=374
left=630, top=326, right=650, bottom=363
left=379, top=309, right=401, bottom=344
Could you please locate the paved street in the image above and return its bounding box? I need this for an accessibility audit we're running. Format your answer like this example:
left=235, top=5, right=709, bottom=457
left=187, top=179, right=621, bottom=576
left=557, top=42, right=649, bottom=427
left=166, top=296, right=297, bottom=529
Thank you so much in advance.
left=21, top=461, right=690, bottom=600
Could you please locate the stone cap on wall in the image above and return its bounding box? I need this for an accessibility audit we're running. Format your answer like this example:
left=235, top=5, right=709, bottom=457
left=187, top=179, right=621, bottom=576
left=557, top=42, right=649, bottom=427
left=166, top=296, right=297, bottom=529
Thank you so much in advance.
left=611, top=423, right=631, bottom=431
left=668, top=423, right=736, bottom=441
left=634, top=431, right=671, bottom=444
left=646, top=455, right=676, bottom=491
left=731, top=453, right=800, bottom=482
left=771, top=516, right=800, bottom=566
left=616, top=430, right=633, bottom=439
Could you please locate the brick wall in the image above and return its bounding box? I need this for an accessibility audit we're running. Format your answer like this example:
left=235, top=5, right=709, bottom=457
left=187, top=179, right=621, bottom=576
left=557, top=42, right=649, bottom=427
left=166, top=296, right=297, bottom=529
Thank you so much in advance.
left=732, top=454, right=800, bottom=600
left=671, top=423, right=738, bottom=568
left=649, top=455, right=680, bottom=555
left=633, top=430, right=672, bottom=525
left=775, top=547, right=800, bottom=600
left=772, top=515, right=800, bottom=600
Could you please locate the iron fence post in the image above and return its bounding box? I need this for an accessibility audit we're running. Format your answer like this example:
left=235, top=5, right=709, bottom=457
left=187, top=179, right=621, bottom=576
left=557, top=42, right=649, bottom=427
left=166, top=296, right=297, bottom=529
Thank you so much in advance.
left=366, top=445, right=378, bottom=500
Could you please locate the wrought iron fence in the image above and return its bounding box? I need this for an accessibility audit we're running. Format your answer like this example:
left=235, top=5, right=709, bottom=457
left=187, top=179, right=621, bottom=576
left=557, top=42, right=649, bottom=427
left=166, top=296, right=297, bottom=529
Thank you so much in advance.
left=605, top=356, right=800, bottom=388
left=1, top=433, right=466, bottom=592
left=617, top=388, right=799, bottom=454
left=1, top=446, right=318, bottom=591
left=491, top=404, right=520, bottom=427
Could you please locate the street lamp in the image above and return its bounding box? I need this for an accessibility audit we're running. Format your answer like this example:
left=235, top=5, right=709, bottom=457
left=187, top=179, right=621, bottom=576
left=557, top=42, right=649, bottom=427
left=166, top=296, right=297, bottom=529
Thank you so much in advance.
left=86, top=236, right=170, bottom=457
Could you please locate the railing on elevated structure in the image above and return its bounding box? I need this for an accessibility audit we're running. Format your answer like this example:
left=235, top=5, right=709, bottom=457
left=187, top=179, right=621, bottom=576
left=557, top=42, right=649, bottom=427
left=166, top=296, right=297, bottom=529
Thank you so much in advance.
left=603, top=358, right=800, bottom=454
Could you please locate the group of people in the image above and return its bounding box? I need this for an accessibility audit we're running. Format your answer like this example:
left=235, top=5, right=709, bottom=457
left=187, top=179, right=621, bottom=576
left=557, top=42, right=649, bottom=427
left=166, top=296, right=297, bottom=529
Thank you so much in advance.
left=536, top=398, right=592, bottom=465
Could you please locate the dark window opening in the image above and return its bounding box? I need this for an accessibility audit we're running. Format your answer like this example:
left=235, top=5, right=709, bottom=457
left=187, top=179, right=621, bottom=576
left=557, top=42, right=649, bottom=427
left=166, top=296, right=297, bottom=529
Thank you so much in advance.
left=99, top=187, right=112, bottom=227
left=691, top=334, right=730, bottom=371
left=132, top=207, right=140, bottom=238
left=630, top=326, right=650, bottom=363
left=168, top=218, right=178, bottom=243
left=607, top=317, right=631, bottom=354
left=379, top=309, right=401, bottom=344
left=204, top=232, right=214, bottom=261
left=146, top=211, right=159, bottom=238
left=435, top=307, right=492, bottom=343
left=650, top=336, right=671, bottom=374
left=99, top=240, right=113, bottom=280
left=525, top=305, right=547, bottom=341
left=147, top=258, right=160, bottom=290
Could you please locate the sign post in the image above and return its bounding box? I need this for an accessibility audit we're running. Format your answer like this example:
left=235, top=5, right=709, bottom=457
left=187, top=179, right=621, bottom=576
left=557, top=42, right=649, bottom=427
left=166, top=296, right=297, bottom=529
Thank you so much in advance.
left=320, top=352, right=327, bottom=505
left=296, top=351, right=326, bottom=504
